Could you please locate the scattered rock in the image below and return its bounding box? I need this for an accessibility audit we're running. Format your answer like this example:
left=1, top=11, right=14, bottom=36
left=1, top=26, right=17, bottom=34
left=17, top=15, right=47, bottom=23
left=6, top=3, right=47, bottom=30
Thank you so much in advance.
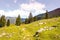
left=22, top=28, right=26, bottom=31
left=23, top=36, right=26, bottom=39
left=48, top=27, right=54, bottom=30
left=52, top=26, right=57, bottom=27
left=0, top=31, right=13, bottom=38
left=6, top=33, right=12, bottom=38
left=0, top=32, right=6, bottom=37
left=35, top=35, right=39, bottom=37
left=39, top=22, right=46, bottom=25
left=0, top=35, right=2, bottom=37
left=38, top=28, right=44, bottom=32
left=33, top=32, right=39, bottom=37
left=2, top=32, right=6, bottom=35
left=36, top=26, right=55, bottom=33
left=44, top=27, right=47, bottom=29
left=39, top=23, right=43, bottom=25
left=46, top=29, right=49, bottom=30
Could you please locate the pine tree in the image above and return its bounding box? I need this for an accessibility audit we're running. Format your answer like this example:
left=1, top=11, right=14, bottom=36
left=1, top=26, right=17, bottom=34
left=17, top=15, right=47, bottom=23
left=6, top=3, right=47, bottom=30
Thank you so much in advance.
left=15, top=15, right=21, bottom=26
left=28, top=12, right=33, bottom=23
left=0, top=15, right=6, bottom=27
left=33, top=16, right=37, bottom=21
left=45, top=10, right=48, bottom=19
left=7, top=19, right=10, bottom=26
left=25, top=18, right=28, bottom=24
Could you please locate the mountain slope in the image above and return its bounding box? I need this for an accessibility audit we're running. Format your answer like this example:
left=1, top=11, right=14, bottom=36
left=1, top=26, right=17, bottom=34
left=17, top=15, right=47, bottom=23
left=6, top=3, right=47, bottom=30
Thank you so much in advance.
left=36, top=8, right=60, bottom=20
left=0, top=17, right=60, bottom=40
left=48, top=8, right=60, bottom=18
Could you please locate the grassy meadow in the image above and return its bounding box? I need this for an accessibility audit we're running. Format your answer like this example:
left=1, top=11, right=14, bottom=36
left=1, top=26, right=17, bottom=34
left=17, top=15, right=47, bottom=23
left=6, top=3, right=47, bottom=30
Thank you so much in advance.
left=0, top=17, right=60, bottom=40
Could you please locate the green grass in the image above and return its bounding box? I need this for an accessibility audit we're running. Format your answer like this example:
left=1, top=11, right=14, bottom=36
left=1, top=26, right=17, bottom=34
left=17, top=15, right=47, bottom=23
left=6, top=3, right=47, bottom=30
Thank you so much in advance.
left=0, top=17, right=60, bottom=40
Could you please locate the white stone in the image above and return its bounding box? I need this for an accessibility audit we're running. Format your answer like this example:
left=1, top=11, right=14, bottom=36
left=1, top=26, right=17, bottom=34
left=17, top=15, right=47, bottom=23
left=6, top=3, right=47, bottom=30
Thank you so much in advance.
left=0, top=35, right=2, bottom=37
left=46, top=29, right=48, bottom=30
left=9, top=34, right=12, bottom=37
left=2, top=32, right=6, bottom=35
left=23, top=36, right=26, bottom=39
left=39, top=23, right=43, bottom=25
left=44, top=27, right=47, bottom=29
left=44, top=23, right=46, bottom=24
left=38, top=28, right=44, bottom=32
left=39, top=22, right=46, bottom=24
left=22, top=28, right=26, bottom=31
left=48, top=27, right=54, bottom=30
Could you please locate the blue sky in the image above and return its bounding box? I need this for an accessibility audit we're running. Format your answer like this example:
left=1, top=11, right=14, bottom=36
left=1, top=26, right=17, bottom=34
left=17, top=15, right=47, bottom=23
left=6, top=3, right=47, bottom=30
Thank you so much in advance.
left=0, top=0, right=60, bottom=18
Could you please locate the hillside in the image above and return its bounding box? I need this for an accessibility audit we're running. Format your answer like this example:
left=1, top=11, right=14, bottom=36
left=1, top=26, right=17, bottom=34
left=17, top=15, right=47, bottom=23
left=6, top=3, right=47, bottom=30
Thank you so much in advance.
left=0, top=17, right=60, bottom=40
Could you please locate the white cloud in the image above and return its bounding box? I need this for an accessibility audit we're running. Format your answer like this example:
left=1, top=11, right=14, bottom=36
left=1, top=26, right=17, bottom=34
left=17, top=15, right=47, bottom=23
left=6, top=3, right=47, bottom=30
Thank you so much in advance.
left=0, top=10, right=29, bottom=18
left=0, top=2, right=46, bottom=18
left=20, top=2, right=46, bottom=16
left=20, top=2, right=45, bottom=11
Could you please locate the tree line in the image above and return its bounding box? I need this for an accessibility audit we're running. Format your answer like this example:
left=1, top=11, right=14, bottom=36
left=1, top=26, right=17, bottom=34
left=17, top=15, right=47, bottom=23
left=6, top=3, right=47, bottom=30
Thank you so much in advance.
left=25, top=10, right=49, bottom=24
left=0, top=15, right=10, bottom=27
left=0, top=10, right=48, bottom=27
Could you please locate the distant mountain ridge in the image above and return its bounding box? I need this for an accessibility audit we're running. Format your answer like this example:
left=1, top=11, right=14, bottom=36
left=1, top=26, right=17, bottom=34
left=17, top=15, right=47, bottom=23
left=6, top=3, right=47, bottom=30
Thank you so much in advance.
left=36, top=8, right=60, bottom=20
left=6, top=17, right=25, bottom=24
left=48, top=8, right=60, bottom=18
